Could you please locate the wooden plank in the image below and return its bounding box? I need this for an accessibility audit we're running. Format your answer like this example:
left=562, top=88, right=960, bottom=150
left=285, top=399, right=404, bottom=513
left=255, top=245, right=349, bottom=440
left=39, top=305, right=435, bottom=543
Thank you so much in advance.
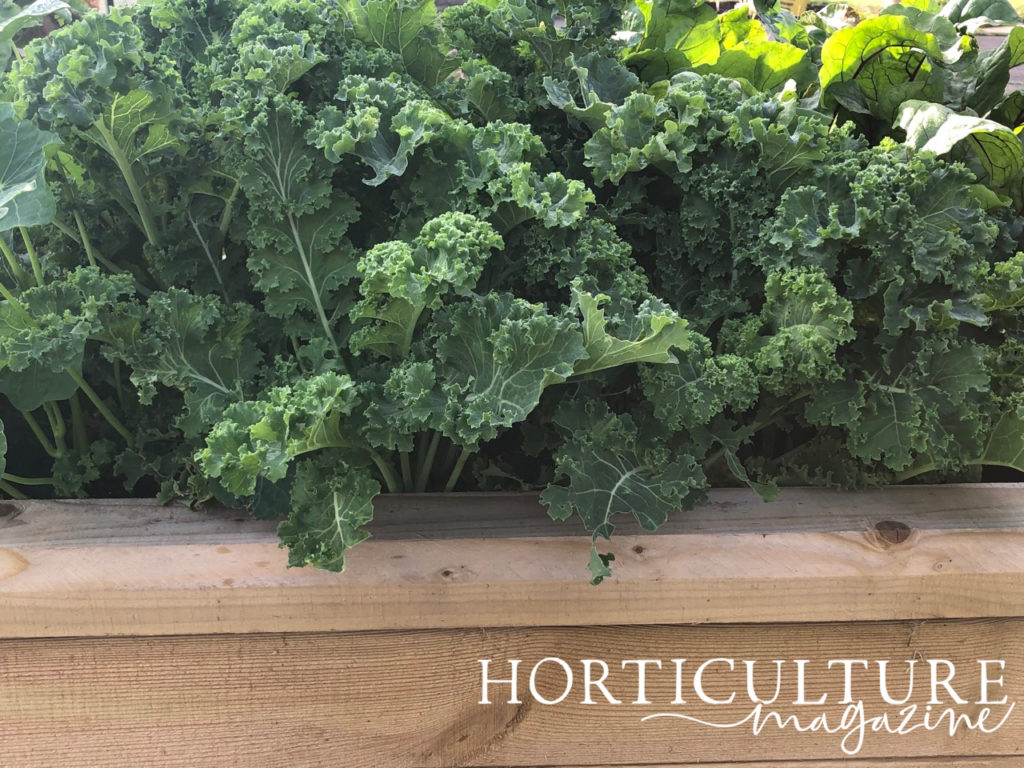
left=562, top=762, right=1023, bottom=767
left=0, top=620, right=1020, bottom=767
left=5, top=484, right=1023, bottom=543
left=0, top=486, right=1022, bottom=637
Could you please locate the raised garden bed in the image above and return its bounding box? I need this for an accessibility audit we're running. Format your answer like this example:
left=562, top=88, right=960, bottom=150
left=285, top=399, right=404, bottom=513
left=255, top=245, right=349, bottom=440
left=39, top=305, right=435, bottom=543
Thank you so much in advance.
left=1, top=485, right=1022, bottom=766
left=4, top=0, right=1024, bottom=764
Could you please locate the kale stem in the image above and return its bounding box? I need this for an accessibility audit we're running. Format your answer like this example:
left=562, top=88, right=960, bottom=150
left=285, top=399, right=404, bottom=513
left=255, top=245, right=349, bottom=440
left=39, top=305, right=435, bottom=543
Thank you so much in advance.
left=43, top=402, right=67, bottom=456
left=70, top=391, right=88, bottom=453
left=218, top=181, right=240, bottom=238
left=66, top=368, right=133, bottom=443
left=51, top=216, right=80, bottom=243
left=368, top=448, right=400, bottom=493
left=286, top=211, right=343, bottom=366
left=71, top=210, right=150, bottom=292
left=187, top=206, right=227, bottom=299
left=894, top=463, right=934, bottom=483
left=414, top=430, right=428, bottom=469
left=415, top=430, right=442, bottom=492
left=400, top=451, right=413, bottom=490
left=2, top=473, right=55, bottom=486
left=94, top=121, right=160, bottom=247
left=400, top=307, right=423, bottom=359
left=443, top=448, right=471, bottom=492
left=0, top=284, right=28, bottom=324
left=702, top=446, right=726, bottom=472
left=0, top=480, right=27, bottom=500
left=441, top=441, right=459, bottom=471
left=72, top=210, right=98, bottom=269
left=0, top=236, right=30, bottom=284
left=112, top=359, right=127, bottom=412
left=895, top=457, right=996, bottom=484
left=19, top=228, right=44, bottom=287
left=20, top=410, right=58, bottom=458
left=70, top=204, right=152, bottom=295
left=290, top=334, right=307, bottom=372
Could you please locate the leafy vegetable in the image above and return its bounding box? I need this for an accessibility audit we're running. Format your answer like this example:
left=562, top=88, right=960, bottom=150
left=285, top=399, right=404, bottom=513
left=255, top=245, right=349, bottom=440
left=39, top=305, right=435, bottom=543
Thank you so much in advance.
left=0, top=0, right=1023, bottom=578
left=0, top=101, right=58, bottom=232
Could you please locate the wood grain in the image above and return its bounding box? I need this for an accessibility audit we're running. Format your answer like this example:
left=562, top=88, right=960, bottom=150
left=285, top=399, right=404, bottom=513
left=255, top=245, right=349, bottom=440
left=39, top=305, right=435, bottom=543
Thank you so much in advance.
left=565, top=762, right=1024, bottom=767
left=566, top=762, right=1024, bottom=767
left=0, top=486, right=1022, bottom=637
left=0, top=620, right=1020, bottom=767
left=4, top=484, right=1023, bottom=544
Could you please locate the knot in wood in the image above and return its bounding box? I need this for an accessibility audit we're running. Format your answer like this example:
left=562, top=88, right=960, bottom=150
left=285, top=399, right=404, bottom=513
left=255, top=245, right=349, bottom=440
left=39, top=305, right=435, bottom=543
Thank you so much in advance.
left=875, top=520, right=911, bottom=544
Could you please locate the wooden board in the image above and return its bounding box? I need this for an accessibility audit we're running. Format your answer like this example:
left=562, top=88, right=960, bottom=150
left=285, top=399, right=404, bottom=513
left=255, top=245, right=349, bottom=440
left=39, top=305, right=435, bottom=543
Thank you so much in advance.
left=0, top=620, right=1021, bottom=767
left=0, top=486, right=1023, bottom=637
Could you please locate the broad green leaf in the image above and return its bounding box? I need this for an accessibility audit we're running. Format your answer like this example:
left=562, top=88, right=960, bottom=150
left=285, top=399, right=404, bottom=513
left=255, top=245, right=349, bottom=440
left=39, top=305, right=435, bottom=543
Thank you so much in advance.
left=750, top=0, right=813, bottom=48
left=542, top=402, right=705, bottom=581
left=819, top=16, right=958, bottom=114
left=702, top=40, right=814, bottom=92
left=820, top=16, right=947, bottom=90
left=241, top=109, right=360, bottom=348
left=249, top=198, right=361, bottom=327
left=278, top=457, right=379, bottom=571
left=726, top=268, right=855, bottom=394
left=880, top=5, right=963, bottom=47
left=1002, top=25, right=1024, bottom=68
left=724, top=448, right=779, bottom=501
left=545, top=52, right=640, bottom=131
left=115, top=290, right=261, bottom=437
left=641, top=337, right=758, bottom=430
left=843, top=341, right=989, bottom=471
left=81, top=89, right=183, bottom=166
left=586, top=545, right=614, bottom=585
left=976, top=412, right=1024, bottom=470
left=572, top=286, right=693, bottom=375
left=624, top=0, right=720, bottom=83
left=434, top=294, right=587, bottom=446
left=544, top=445, right=702, bottom=539
left=903, top=0, right=944, bottom=11
left=0, top=360, right=78, bottom=411
left=343, top=0, right=455, bottom=89
left=719, top=5, right=768, bottom=48
left=318, top=76, right=450, bottom=186
left=0, top=103, right=60, bottom=233
left=454, top=61, right=522, bottom=123
left=897, top=99, right=1024, bottom=196
left=852, top=389, right=923, bottom=470
left=585, top=83, right=706, bottom=185
left=0, top=268, right=132, bottom=411
left=805, top=378, right=865, bottom=427
left=940, top=0, right=1022, bottom=30
left=927, top=342, right=991, bottom=397
left=952, top=27, right=1024, bottom=115
left=989, top=89, right=1024, bottom=131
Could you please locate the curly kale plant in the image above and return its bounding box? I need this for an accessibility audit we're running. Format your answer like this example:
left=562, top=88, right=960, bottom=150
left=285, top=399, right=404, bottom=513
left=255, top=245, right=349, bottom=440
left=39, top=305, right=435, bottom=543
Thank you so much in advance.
left=2, top=0, right=1024, bottom=582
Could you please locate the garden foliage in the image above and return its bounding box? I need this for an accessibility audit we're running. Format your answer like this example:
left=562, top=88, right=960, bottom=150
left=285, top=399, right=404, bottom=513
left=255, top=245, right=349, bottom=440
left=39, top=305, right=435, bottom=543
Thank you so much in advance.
left=2, top=0, right=1024, bottom=580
